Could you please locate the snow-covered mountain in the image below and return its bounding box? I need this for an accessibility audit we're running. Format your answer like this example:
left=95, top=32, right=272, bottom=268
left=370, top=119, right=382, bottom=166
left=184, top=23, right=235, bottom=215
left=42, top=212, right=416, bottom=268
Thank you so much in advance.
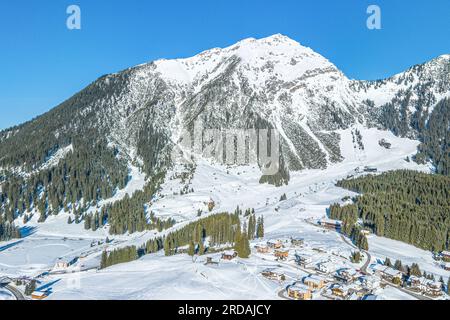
left=1, top=34, right=449, bottom=185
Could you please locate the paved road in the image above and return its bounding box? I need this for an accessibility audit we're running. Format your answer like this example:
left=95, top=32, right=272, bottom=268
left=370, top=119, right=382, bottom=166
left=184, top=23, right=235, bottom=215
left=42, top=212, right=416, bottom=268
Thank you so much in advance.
left=4, top=284, right=26, bottom=300
left=382, top=281, right=432, bottom=301
left=277, top=288, right=290, bottom=300
left=339, top=234, right=371, bottom=274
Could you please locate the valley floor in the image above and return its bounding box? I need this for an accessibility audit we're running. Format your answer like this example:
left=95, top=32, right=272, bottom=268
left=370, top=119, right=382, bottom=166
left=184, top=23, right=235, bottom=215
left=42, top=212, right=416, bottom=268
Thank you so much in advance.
left=0, top=127, right=448, bottom=300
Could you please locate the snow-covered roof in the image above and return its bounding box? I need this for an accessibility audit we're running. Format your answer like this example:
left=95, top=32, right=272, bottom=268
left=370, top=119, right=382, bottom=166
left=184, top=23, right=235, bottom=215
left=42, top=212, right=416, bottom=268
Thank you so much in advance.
left=319, top=218, right=342, bottom=225
left=223, top=250, right=236, bottom=256
left=383, top=267, right=402, bottom=277
left=304, top=275, right=325, bottom=284
left=31, top=291, right=48, bottom=297
left=288, top=284, right=310, bottom=294
left=255, top=243, right=268, bottom=248
left=336, top=268, right=358, bottom=277
left=262, top=267, right=283, bottom=274
left=371, top=264, right=387, bottom=272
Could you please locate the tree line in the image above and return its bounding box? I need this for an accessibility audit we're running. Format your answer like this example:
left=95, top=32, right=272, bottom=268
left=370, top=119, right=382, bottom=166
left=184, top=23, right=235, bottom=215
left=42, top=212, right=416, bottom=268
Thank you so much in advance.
left=330, top=170, right=449, bottom=252
left=99, top=211, right=265, bottom=269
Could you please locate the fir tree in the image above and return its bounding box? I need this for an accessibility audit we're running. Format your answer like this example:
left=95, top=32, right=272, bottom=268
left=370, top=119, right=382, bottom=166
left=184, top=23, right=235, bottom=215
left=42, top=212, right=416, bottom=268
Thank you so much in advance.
left=188, top=241, right=195, bottom=256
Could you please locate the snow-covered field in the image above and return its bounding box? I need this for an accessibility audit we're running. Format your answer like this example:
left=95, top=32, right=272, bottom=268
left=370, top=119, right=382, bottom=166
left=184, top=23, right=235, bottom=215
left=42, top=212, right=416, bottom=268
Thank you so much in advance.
left=0, top=287, right=15, bottom=300
left=0, top=126, right=447, bottom=300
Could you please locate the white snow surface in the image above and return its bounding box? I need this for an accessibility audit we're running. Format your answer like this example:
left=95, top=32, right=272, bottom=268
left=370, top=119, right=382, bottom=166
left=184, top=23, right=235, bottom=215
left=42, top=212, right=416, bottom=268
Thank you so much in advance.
left=1, top=125, right=447, bottom=300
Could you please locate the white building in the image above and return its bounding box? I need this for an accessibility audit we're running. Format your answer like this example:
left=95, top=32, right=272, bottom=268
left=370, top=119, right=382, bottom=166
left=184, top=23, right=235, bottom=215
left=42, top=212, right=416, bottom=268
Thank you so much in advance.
left=316, top=261, right=336, bottom=274
left=360, top=275, right=381, bottom=290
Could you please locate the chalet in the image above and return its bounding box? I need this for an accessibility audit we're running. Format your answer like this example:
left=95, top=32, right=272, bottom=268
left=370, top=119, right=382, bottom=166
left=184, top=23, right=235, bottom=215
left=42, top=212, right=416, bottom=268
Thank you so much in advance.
left=425, top=281, right=443, bottom=297
left=303, top=275, right=326, bottom=290
left=319, top=218, right=342, bottom=230
left=261, top=268, right=286, bottom=282
left=408, top=276, right=428, bottom=292
left=443, top=262, right=450, bottom=271
left=287, top=283, right=312, bottom=300
left=441, top=250, right=450, bottom=260
left=370, top=263, right=388, bottom=276
left=294, top=253, right=312, bottom=266
left=31, top=291, right=49, bottom=300
left=255, top=243, right=269, bottom=254
left=290, top=237, right=304, bottom=246
left=274, top=249, right=289, bottom=260
left=330, top=284, right=348, bottom=298
left=316, top=261, right=336, bottom=274
left=267, top=239, right=283, bottom=249
left=221, top=250, right=237, bottom=261
left=334, top=268, right=358, bottom=283
left=381, top=267, right=403, bottom=283
left=360, top=275, right=380, bottom=290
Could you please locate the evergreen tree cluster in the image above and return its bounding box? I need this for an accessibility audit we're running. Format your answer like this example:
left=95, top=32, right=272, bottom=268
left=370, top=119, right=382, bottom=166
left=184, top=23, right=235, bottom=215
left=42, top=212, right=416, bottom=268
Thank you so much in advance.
left=100, top=245, right=138, bottom=269
left=162, top=212, right=241, bottom=256
left=379, top=95, right=449, bottom=176
left=105, top=171, right=175, bottom=235
left=0, top=216, right=20, bottom=241
left=24, top=280, right=37, bottom=296
left=0, top=137, right=128, bottom=225
left=330, top=170, right=450, bottom=251
left=350, top=251, right=362, bottom=263
left=415, top=98, right=450, bottom=176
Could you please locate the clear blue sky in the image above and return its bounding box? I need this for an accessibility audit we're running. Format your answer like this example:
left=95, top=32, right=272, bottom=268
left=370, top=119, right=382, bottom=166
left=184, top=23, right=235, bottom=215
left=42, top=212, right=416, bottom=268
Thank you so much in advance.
left=0, top=0, right=449, bottom=130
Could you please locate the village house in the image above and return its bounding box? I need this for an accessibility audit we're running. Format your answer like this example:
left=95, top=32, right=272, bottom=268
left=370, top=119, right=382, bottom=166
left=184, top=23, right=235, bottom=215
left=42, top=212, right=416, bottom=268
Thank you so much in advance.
left=303, top=275, right=326, bottom=290
left=363, top=166, right=378, bottom=173
left=443, top=262, right=450, bottom=271
left=360, top=275, right=381, bottom=290
left=316, top=261, right=336, bottom=274
left=221, top=250, right=237, bottom=261
left=287, top=283, right=312, bottom=300
left=408, top=276, right=428, bottom=292
left=290, top=237, right=304, bottom=246
left=408, top=276, right=442, bottom=296
left=334, top=268, right=359, bottom=283
left=294, top=253, right=312, bottom=266
left=31, top=291, right=49, bottom=300
left=381, top=267, right=403, bottom=283
left=318, top=218, right=342, bottom=230
left=441, top=250, right=450, bottom=260
left=425, top=281, right=443, bottom=297
left=370, top=263, right=387, bottom=275
left=261, top=268, right=286, bottom=282
left=255, top=243, right=269, bottom=254
left=330, top=283, right=348, bottom=299
left=267, top=239, right=283, bottom=249
left=274, top=249, right=289, bottom=260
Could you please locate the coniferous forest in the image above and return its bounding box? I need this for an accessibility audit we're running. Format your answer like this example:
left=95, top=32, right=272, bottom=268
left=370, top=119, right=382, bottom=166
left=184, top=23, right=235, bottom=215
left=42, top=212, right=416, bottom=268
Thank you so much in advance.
left=100, top=210, right=263, bottom=269
left=330, top=170, right=449, bottom=251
